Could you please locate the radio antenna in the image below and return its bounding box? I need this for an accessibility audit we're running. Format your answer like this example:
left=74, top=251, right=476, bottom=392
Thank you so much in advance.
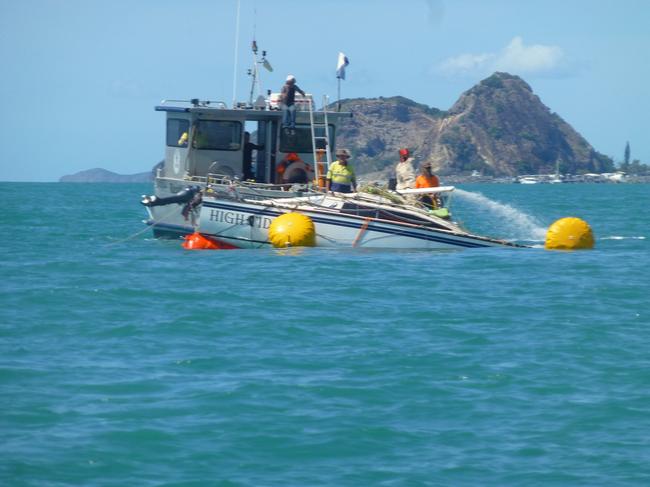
left=231, top=0, right=241, bottom=108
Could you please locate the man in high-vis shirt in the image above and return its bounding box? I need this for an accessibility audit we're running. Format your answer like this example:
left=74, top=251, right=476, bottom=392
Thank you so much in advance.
left=326, top=149, right=357, bottom=193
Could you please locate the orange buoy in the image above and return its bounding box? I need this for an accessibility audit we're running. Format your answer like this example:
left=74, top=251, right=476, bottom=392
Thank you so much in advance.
left=182, top=232, right=237, bottom=250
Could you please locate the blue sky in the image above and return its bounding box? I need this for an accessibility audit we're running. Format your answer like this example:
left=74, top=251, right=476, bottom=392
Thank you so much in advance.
left=1, top=0, right=648, bottom=181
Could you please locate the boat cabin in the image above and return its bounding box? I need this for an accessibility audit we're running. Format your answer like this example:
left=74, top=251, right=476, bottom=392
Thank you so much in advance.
left=155, top=97, right=352, bottom=187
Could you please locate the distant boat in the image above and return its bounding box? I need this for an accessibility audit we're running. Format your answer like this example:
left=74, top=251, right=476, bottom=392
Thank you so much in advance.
left=605, top=172, right=627, bottom=183
left=517, top=176, right=539, bottom=184
left=549, top=160, right=563, bottom=183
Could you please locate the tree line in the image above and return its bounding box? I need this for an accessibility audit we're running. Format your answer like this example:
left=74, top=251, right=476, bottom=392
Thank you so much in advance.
left=619, top=142, right=649, bottom=175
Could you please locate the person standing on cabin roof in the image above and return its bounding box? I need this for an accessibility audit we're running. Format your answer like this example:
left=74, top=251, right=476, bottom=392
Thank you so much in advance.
left=326, top=149, right=357, bottom=193
left=280, top=75, right=306, bottom=133
left=395, top=148, right=416, bottom=191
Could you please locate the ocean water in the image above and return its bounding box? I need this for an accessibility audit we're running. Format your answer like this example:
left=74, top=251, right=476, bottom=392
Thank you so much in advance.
left=1, top=182, right=649, bottom=486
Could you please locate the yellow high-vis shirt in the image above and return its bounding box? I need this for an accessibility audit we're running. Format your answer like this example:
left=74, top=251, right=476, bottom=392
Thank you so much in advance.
left=327, top=160, right=355, bottom=185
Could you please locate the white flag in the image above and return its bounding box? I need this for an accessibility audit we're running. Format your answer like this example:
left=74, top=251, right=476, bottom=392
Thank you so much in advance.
left=336, top=52, right=350, bottom=80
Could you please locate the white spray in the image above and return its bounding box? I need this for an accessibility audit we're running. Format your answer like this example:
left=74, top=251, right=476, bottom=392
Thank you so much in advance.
left=454, top=189, right=547, bottom=242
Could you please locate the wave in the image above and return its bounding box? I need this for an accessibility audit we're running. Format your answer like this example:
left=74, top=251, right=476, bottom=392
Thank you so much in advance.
left=600, top=236, right=646, bottom=240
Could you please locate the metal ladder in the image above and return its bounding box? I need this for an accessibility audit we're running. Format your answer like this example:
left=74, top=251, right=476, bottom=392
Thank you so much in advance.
left=308, top=95, right=332, bottom=187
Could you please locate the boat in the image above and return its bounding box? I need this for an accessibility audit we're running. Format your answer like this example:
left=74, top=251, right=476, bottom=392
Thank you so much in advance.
left=549, top=160, right=564, bottom=184
left=140, top=44, right=524, bottom=250
left=516, top=176, right=540, bottom=184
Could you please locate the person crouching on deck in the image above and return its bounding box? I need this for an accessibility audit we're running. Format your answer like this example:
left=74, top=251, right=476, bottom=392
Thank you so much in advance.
left=326, top=149, right=357, bottom=193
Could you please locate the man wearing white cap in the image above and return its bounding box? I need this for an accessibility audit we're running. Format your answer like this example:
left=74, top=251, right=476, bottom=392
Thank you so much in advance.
left=280, top=75, right=305, bottom=133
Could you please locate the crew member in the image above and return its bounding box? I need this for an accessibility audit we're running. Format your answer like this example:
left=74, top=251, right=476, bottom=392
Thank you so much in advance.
left=326, top=149, right=356, bottom=193
left=396, top=148, right=416, bottom=190
left=243, top=131, right=263, bottom=180
left=279, top=75, right=306, bottom=133
left=415, top=162, right=439, bottom=189
left=276, top=152, right=303, bottom=184
left=415, top=162, right=441, bottom=209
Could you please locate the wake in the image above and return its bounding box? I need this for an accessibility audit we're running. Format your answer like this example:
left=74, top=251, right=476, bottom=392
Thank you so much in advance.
left=454, top=189, right=547, bottom=242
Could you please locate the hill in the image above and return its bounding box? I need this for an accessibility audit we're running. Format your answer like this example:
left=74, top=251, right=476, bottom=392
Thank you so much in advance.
left=335, top=72, right=613, bottom=177
left=59, top=167, right=154, bottom=183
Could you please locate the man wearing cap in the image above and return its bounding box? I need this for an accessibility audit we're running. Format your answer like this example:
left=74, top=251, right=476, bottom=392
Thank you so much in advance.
left=415, top=162, right=441, bottom=208
left=415, top=162, right=440, bottom=189
left=326, top=149, right=357, bottom=193
left=280, top=75, right=306, bottom=132
left=396, top=148, right=416, bottom=191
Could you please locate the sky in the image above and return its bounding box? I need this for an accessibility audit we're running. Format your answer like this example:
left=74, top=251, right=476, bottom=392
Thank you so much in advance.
left=1, top=0, right=648, bottom=181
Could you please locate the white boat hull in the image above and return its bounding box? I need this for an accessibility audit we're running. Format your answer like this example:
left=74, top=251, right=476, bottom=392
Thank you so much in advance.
left=198, top=198, right=519, bottom=250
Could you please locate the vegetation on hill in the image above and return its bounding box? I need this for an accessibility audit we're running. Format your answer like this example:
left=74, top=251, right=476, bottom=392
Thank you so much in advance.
left=618, top=142, right=649, bottom=175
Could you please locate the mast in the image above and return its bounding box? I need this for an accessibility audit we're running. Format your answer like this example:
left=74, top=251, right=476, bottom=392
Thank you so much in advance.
left=248, top=40, right=259, bottom=106
left=247, top=40, right=273, bottom=107
left=231, top=0, right=241, bottom=108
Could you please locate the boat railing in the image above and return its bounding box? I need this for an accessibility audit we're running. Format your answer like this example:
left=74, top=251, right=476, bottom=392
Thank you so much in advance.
left=268, top=92, right=314, bottom=111
left=159, top=99, right=229, bottom=109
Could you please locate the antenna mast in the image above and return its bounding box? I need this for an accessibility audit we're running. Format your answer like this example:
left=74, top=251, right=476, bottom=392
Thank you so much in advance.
left=247, top=40, right=273, bottom=107
left=248, top=40, right=259, bottom=106
left=231, top=0, right=241, bottom=108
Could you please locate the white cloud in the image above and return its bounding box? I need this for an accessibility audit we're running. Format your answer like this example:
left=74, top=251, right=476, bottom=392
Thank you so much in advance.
left=439, top=53, right=496, bottom=76
left=437, top=36, right=566, bottom=77
left=495, top=37, right=564, bottom=72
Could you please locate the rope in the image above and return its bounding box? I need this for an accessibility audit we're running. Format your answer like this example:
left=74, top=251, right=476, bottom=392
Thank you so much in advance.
left=103, top=205, right=189, bottom=247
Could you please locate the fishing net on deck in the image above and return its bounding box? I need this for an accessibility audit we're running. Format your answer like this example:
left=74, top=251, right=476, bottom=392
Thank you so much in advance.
left=357, top=184, right=405, bottom=205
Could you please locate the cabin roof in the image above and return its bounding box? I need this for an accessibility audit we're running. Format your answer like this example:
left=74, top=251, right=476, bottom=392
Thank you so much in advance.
left=155, top=100, right=352, bottom=121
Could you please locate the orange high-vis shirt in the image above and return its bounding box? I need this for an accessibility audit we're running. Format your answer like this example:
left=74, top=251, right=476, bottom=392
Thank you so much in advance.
left=415, top=174, right=439, bottom=188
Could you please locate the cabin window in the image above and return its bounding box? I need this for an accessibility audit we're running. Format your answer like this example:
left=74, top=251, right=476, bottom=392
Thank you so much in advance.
left=279, top=124, right=335, bottom=153
left=166, top=118, right=190, bottom=147
left=193, top=120, right=242, bottom=151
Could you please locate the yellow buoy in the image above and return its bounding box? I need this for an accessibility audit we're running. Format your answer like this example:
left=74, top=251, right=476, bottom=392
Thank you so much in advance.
left=545, top=217, right=594, bottom=250
left=268, top=212, right=316, bottom=248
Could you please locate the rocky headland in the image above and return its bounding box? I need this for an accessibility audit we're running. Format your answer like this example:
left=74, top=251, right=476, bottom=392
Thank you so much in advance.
left=335, top=72, right=614, bottom=180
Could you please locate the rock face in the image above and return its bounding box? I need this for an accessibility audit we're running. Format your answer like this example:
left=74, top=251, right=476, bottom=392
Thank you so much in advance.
left=59, top=167, right=154, bottom=183
left=335, top=72, right=613, bottom=177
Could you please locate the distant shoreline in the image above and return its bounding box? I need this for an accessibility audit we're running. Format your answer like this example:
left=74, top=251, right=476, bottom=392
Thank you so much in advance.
left=53, top=166, right=649, bottom=184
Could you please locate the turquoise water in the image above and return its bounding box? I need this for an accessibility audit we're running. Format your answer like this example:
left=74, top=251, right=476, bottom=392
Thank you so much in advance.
left=1, top=182, right=649, bottom=486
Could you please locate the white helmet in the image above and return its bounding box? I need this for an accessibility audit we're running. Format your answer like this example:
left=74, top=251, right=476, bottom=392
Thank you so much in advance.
left=286, top=74, right=296, bottom=81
